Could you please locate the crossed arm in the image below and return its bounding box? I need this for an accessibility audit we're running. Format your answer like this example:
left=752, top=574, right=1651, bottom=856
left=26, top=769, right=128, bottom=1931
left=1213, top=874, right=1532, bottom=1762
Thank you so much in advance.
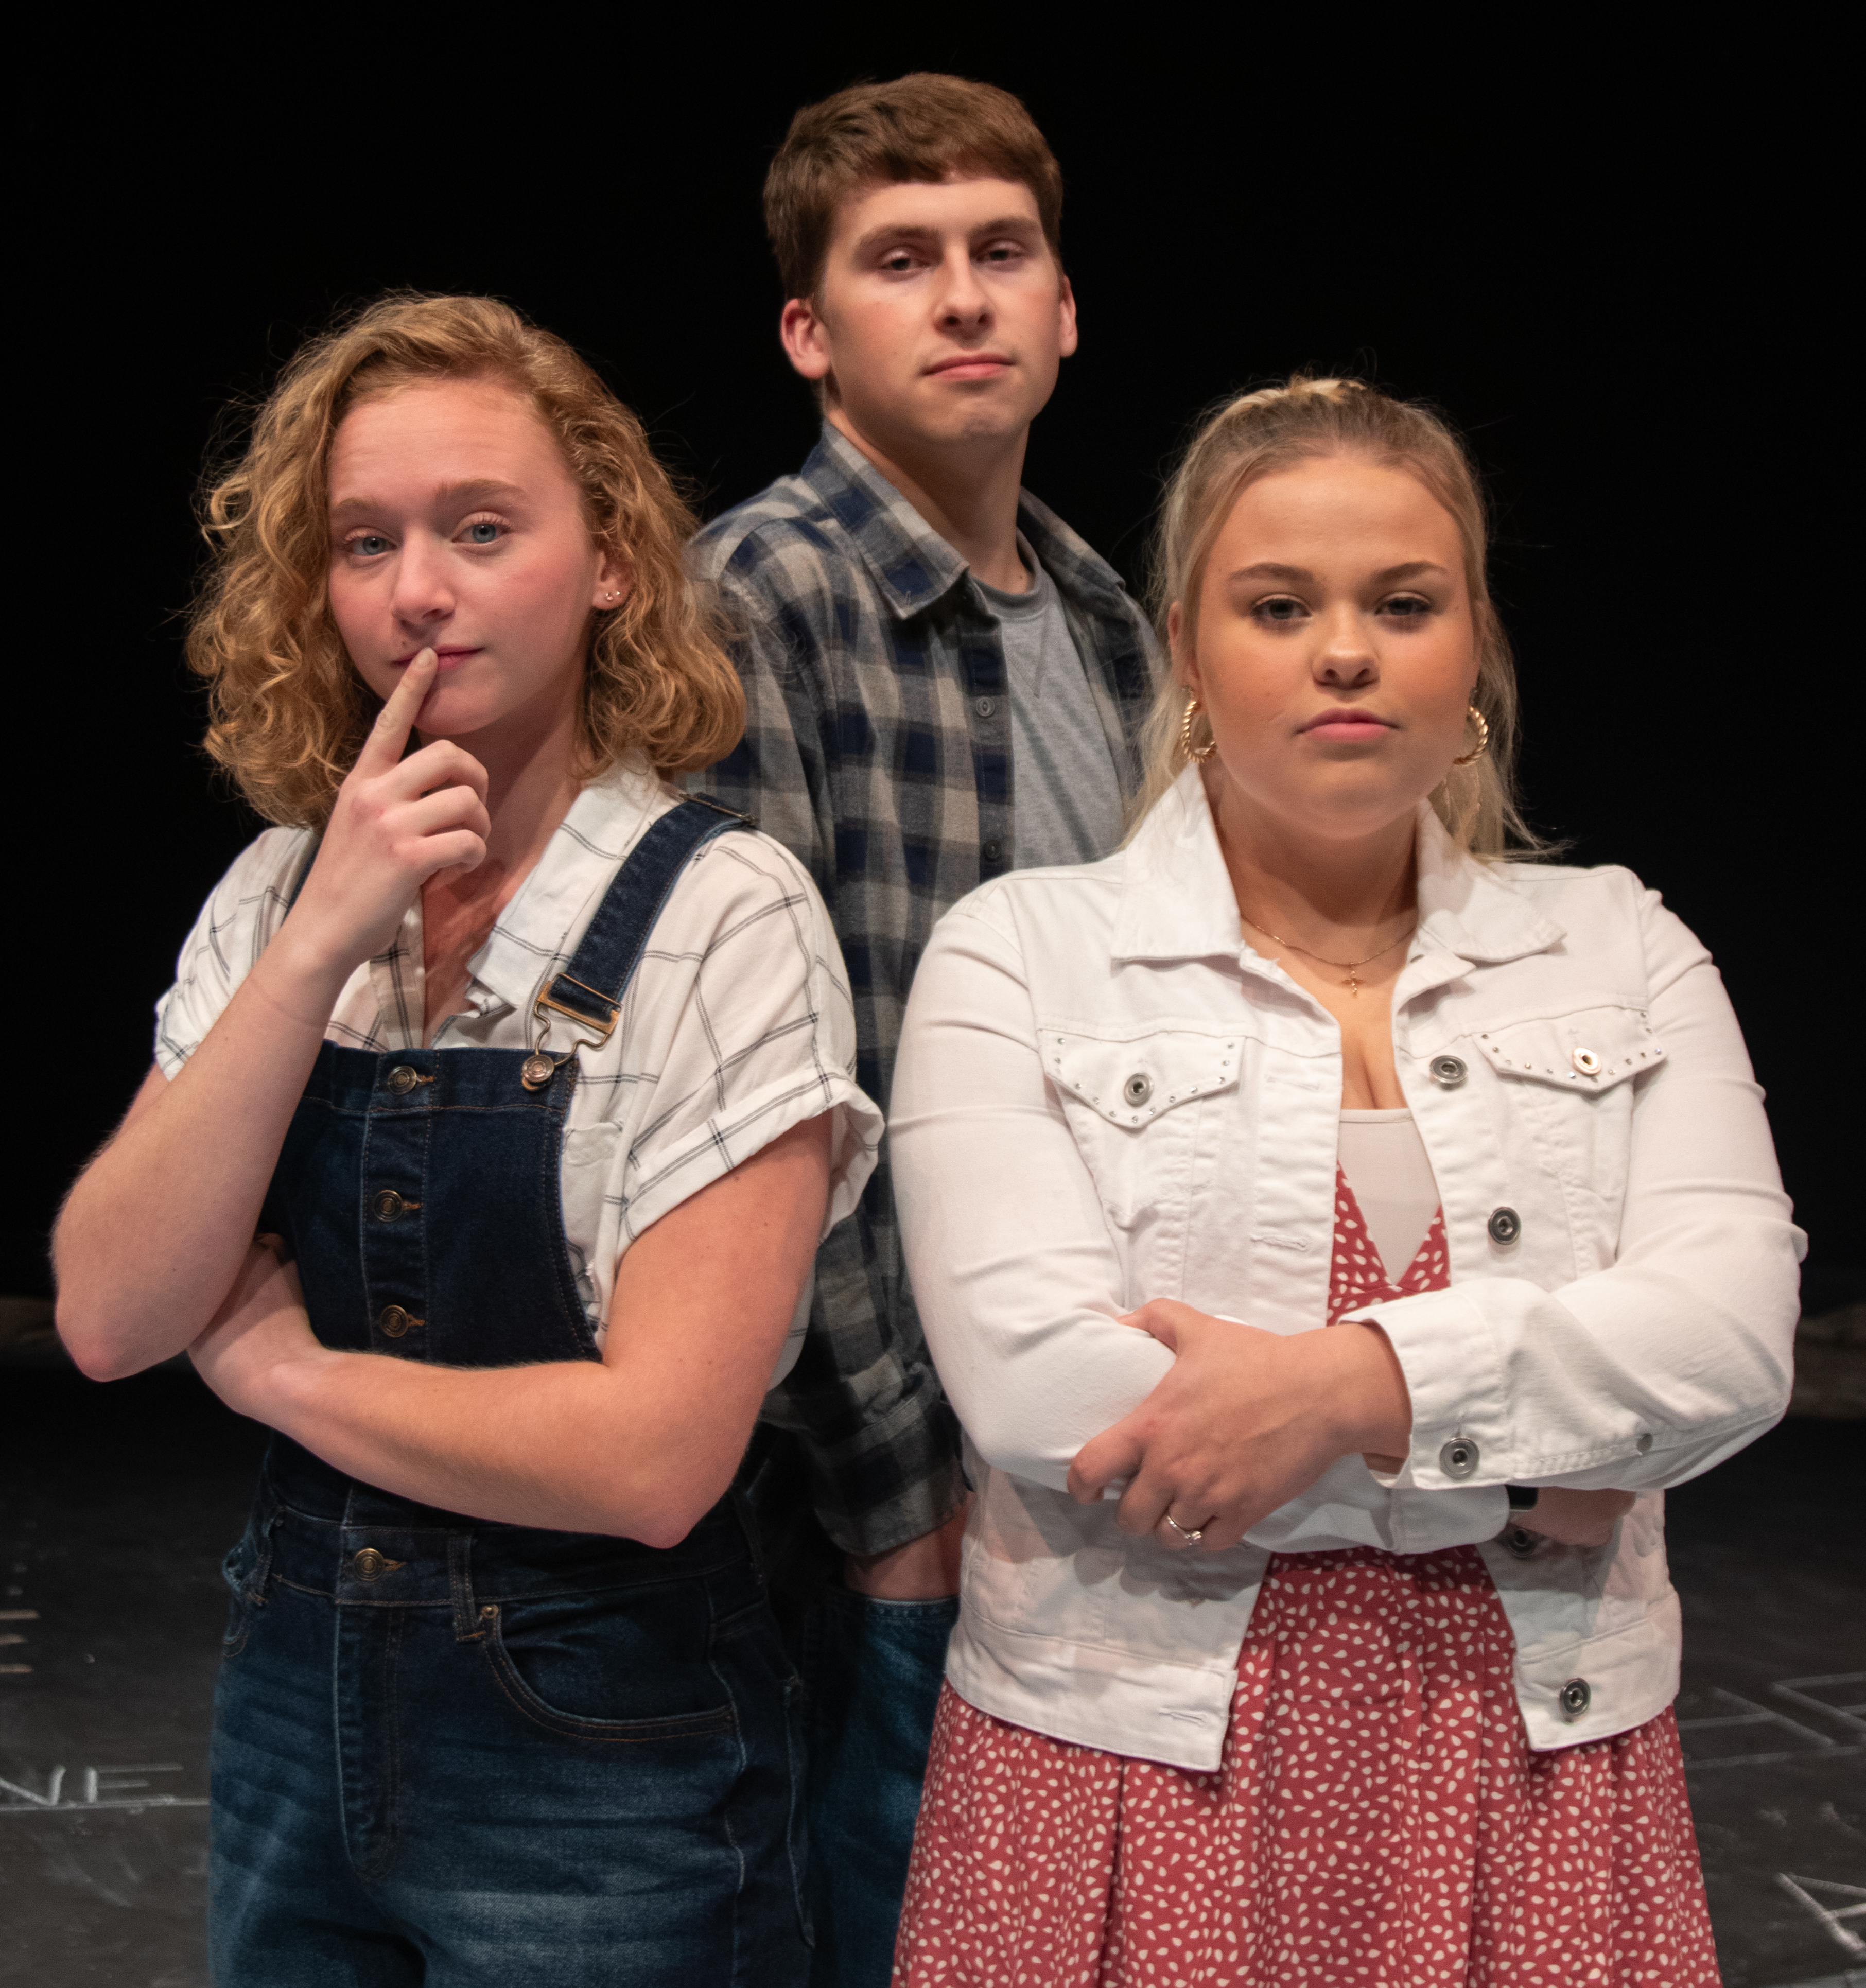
left=184, top=1112, right=830, bottom=1546
left=1065, top=1300, right=1632, bottom=1550
left=891, top=903, right=1793, bottom=1557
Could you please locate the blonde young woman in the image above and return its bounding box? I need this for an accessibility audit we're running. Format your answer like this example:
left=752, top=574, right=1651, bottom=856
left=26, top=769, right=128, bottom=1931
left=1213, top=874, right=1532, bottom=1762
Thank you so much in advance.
left=886, top=378, right=1800, bottom=1984
left=54, top=295, right=879, bottom=1985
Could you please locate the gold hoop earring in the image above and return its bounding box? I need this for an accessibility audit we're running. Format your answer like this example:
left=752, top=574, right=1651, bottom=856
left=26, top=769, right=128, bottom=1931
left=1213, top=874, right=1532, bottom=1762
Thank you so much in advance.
left=1451, top=704, right=1490, bottom=768
left=1180, top=696, right=1217, bottom=763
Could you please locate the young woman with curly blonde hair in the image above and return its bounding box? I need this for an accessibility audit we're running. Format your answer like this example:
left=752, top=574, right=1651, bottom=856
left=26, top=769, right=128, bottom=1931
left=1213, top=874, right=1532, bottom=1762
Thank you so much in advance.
left=56, top=293, right=874, bottom=1984
left=887, top=377, right=1800, bottom=1984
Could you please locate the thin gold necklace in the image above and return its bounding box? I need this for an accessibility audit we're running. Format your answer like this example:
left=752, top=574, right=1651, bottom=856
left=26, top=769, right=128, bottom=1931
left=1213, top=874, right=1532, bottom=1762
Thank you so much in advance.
left=1241, top=914, right=1417, bottom=997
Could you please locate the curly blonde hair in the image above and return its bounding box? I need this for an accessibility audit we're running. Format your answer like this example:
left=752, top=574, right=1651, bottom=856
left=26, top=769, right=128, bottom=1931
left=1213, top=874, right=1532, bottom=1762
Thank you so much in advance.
left=1134, top=376, right=1539, bottom=857
left=186, top=292, right=743, bottom=825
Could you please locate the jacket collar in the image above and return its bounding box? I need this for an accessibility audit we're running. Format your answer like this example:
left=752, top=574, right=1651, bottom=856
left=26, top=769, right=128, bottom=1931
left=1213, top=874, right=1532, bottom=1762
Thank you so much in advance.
left=798, top=422, right=1138, bottom=626
left=1411, top=804, right=1564, bottom=965
left=1112, top=768, right=1563, bottom=970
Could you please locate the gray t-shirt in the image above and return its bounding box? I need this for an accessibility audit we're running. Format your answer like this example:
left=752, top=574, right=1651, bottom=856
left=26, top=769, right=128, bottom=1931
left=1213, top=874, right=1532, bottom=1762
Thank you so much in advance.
left=974, top=543, right=1127, bottom=869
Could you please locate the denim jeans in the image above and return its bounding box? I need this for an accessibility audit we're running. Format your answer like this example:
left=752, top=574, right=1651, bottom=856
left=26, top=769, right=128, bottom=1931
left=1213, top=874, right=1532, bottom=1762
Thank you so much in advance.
left=804, top=1584, right=959, bottom=1987
left=211, top=1470, right=810, bottom=1986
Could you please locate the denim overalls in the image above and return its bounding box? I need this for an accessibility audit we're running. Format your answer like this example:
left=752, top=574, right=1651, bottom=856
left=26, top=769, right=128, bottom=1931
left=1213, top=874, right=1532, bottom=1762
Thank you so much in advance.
left=209, top=799, right=811, bottom=1987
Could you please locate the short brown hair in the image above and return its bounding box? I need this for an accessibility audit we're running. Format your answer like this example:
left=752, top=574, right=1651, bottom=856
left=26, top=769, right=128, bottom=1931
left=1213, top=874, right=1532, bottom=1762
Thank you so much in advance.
left=186, top=293, right=743, bottom=827
left=764, top=73, right=1064, bottom=301
left=1136, top=377, right=1541, bottom=858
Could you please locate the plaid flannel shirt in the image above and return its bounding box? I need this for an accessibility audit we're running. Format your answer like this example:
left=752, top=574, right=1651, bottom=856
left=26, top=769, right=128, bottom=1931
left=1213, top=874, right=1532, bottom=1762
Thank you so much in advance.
left=690, top=423, right=1162, bottom=1555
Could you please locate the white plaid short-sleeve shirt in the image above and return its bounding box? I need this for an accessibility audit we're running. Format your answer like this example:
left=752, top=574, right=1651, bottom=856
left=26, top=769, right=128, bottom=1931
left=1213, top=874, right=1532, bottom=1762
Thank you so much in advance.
left=154, top=754, right=881, bottom=1373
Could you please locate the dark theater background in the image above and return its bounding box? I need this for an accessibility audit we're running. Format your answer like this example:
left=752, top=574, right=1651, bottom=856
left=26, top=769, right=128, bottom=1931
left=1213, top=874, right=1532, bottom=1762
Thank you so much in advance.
left=4, top=27, right=1856, bottom=1988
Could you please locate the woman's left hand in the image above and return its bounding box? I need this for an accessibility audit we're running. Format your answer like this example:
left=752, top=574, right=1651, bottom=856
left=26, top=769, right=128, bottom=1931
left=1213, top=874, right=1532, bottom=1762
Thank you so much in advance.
left=188, top=1239, right=326, bottom=1419
left=1067, top=1302, right=1411, bottom=1551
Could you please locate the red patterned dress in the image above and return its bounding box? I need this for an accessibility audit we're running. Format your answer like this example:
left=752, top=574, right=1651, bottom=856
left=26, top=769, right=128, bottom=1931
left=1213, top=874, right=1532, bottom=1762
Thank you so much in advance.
left=893, top=1174, right=1720, bottom=1986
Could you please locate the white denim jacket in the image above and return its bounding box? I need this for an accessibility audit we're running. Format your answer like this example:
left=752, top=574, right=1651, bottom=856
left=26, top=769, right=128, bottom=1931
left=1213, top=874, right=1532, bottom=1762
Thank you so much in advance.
left=891, top=769, right=1802, bottom=1771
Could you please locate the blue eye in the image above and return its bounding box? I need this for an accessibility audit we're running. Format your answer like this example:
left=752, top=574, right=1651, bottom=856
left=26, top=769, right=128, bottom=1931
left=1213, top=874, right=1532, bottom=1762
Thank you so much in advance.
left=465, top=520, right=503, bottom=545
left=349, top=534, right=391, bottom=558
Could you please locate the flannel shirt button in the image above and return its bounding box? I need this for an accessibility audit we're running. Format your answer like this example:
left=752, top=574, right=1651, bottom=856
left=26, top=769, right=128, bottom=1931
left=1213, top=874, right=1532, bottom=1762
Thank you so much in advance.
left=974, top=696, right=996, bottom=718
left=982, top=841, right=1003, bottom=864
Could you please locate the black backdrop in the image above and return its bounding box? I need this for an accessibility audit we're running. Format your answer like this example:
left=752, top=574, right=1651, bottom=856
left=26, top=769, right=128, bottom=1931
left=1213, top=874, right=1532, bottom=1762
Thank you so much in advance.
left=10, top=37, right=1842, bottom=1304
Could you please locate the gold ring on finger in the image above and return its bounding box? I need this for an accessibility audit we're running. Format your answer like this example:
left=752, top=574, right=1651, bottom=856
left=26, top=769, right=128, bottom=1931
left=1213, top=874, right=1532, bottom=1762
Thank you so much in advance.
left=1163, top=1513, right=1210, bottom=1544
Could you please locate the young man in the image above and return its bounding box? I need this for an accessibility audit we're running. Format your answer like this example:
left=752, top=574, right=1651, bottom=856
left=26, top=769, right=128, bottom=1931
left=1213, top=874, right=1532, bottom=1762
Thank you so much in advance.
left=692, top=74, right=1161, bottom=1982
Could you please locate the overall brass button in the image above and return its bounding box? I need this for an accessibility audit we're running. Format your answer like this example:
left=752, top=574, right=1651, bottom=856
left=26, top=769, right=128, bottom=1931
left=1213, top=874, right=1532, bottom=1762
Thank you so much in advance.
left=377, top=1305, right=423, bottom=1338
left=351, top=1547, right=403, bottom=1583
left=385, top=1065, right=420, bottom=1095
left=1488, top=1206, right=1522, bottom=1246
left=371, top=1190, right=416, bottom=1223
left=1440, top=1436, right=1480, bottom=1479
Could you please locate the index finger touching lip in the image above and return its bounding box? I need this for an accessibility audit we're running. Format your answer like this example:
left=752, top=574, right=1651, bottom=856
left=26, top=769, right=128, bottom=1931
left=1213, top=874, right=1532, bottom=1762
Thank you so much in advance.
left=358, top=648, right=438, bottom=768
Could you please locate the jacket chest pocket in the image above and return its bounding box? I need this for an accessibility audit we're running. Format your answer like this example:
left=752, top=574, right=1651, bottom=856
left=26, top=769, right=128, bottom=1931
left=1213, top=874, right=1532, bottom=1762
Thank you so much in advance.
left=1473, top=1005, right=1663, bottom=1232
left=1041, top=1026, right=1240, bottom=1232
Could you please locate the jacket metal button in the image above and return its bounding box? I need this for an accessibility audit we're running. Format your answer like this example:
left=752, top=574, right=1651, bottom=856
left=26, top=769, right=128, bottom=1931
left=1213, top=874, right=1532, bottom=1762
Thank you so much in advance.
left=1503, top=1525, right=1540, bottom=1559
left=371, top=1190, right=413, bottom=1223
left=377, top=1305, right=423, bottom=1338
left=1439, top=1436, right=1480, bottom=1479
left=1559, top=1677, right=1591, bottom=1720
left=1571, top=1047, right=1602, bottom=1076
left=1429, top=1054, right=1467, bottom=1088
left=1636, top=1431, right=1653, bottom=1454
left=386, top=1065, right=420, bottom=1095
left=1123, top=1073, right=1153, bottom=1107
left=1487, top=1206, right=1522, bottom=1246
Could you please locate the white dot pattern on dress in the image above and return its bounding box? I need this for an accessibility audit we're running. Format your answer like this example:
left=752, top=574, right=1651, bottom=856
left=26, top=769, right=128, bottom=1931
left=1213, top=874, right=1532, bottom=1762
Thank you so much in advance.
left=892, top=1174, right=1720, bottom=1986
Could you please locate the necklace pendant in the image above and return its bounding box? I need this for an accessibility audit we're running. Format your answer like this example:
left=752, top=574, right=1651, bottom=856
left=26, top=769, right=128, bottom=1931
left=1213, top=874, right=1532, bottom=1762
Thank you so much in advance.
left=1347, top=972, right=1361, bottom=997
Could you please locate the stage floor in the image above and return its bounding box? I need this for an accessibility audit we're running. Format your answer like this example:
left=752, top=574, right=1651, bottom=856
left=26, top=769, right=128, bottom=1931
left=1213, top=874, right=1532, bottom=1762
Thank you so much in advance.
left=3, top=1362, right=1861, bottom=1988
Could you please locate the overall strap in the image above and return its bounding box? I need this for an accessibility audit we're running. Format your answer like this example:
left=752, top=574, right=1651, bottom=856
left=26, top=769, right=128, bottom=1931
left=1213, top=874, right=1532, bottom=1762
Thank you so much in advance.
left=533, top=794, right=754, bottom=1052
